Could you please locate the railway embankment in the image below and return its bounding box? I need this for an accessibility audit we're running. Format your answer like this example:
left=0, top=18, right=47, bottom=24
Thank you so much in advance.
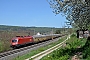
left=13, top=35, right=67, bottom=60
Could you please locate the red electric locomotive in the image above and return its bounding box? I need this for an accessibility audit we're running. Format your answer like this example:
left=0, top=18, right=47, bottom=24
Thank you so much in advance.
left=10, top=36, right=34, bottom=48
left=10, top=34, right=61, bottom=48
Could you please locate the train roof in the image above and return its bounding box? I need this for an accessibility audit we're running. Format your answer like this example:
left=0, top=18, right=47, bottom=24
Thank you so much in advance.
left=11, top=36, right=33, bottom=39
left=32, top=34, right=60, bottom=38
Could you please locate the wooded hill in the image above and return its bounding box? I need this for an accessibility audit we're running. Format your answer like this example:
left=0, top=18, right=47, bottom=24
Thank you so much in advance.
left=0, top=25, right=65, bottom=35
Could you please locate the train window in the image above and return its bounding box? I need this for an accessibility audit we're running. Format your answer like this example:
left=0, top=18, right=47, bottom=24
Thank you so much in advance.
left=12, top=40, right=17, bottom=42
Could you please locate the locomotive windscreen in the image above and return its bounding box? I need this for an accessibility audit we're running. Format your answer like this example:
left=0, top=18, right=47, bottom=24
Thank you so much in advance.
left=12, top=40, right=17, bottom=42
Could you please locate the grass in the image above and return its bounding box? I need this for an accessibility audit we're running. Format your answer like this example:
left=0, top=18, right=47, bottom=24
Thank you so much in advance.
left=0, top=41, right=3, bottom=52
left=13, top=36, right=67, bottom=60
left=81, top=37, right=90, bottom=60
left=41, top=34, right=87, bottom=60
left=0, top=40, right=11, bottom=52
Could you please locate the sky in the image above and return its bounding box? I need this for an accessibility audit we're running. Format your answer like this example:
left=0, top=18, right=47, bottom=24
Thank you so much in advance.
left=0, top=0, right=67, bottom=28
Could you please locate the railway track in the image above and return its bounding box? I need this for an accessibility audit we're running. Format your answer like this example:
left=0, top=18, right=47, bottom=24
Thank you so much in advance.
left=26, top=35, right=70, bottom=60
left=0, top=36, right=64, bottom=60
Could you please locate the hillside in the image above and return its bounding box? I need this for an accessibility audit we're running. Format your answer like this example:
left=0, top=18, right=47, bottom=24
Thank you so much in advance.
left=0, top=25, right=63, bottom=35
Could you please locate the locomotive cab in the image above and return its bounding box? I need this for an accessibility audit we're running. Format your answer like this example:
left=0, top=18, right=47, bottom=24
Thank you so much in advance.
left=10, top=36, right=34, bottom=48
left=12, top=39, right=18, bottom=45
left=10, top=38, right=19, bottom=48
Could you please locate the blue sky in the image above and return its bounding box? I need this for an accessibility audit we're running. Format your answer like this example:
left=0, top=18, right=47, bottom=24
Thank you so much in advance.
left=0, top=0, right=67, bottom=28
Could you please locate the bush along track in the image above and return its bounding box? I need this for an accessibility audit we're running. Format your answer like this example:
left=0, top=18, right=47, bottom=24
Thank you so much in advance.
left=41, top=34, right=87, bottom=60
left=13, top=36, right=67, bottom=60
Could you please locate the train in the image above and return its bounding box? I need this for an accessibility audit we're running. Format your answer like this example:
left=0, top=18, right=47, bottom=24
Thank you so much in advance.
left=10, top=34, right=62, bottom=48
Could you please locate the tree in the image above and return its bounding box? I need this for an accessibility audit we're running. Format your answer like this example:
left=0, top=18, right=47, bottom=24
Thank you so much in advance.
left=55, top=29, right=61, bottom=34
left=47, top=0, right=90, bottom=29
